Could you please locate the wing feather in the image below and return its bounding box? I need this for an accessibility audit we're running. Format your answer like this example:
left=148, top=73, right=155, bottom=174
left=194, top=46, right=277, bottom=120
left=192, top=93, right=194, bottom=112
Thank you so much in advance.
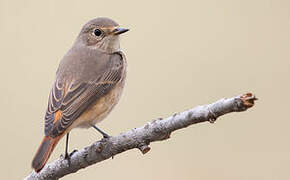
left=44, top=52, right=124, bottom=137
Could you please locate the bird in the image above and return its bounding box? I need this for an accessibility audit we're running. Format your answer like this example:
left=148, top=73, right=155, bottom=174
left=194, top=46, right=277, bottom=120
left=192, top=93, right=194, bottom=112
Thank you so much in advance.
left=31, top=17, right=129, bottom=173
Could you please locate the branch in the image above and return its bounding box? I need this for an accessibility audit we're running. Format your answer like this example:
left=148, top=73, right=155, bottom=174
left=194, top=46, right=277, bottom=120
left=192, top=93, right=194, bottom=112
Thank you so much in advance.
left=24, top=93, right=257, bottom=180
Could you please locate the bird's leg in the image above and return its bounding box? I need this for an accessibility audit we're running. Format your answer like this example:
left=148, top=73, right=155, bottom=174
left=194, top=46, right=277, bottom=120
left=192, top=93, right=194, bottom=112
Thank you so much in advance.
left=64, top=133, right=77, bottom=162
left=91, top=125, right=110, bottom=138
left=91, top=125, right=114, bottom=158
left=64, top=133, right=70, bottom=160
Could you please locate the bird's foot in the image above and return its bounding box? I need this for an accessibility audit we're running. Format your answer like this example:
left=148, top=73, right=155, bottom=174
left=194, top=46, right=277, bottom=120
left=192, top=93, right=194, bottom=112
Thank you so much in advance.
left=64, top=149, right=78, bottom=159
left=64, top=149, right=78, bottom=166
left=102, top=133, right=110, bottom=139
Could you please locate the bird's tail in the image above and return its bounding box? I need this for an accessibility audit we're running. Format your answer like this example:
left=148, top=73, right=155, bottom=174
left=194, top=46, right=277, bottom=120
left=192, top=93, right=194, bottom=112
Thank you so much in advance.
left=32, top=136, right=61, bottom=172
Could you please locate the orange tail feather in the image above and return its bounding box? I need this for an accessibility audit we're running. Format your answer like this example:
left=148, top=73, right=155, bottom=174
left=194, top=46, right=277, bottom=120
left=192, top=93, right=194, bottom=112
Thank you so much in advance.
left=32, top=136, right=61, bottom=172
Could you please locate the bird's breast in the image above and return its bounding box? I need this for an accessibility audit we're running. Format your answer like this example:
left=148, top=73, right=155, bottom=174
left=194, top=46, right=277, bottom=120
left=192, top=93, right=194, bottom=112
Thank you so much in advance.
left=71, top=68, right=126, bottom=129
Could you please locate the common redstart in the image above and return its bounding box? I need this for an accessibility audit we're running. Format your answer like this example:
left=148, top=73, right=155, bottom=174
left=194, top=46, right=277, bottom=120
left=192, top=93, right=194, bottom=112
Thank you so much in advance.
left=32, top=17, right=129, bottom=172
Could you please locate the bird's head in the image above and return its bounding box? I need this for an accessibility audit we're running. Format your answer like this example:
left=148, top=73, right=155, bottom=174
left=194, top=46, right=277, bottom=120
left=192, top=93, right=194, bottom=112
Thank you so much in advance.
left=76, top=17, right=129, bottom=53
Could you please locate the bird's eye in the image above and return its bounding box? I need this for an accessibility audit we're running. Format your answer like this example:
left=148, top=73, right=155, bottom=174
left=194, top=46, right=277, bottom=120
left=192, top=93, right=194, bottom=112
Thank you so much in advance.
left=94, top=29, right=102, bottom=36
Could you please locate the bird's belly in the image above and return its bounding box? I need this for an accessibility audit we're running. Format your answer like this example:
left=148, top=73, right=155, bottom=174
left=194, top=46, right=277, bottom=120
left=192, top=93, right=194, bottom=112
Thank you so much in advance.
left=70, top=79, right=125, bottom=129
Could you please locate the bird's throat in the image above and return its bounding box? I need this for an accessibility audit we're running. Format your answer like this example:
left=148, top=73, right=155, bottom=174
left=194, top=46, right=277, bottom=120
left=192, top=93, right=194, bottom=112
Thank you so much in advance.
left=98, top=36, right=121, bottom=53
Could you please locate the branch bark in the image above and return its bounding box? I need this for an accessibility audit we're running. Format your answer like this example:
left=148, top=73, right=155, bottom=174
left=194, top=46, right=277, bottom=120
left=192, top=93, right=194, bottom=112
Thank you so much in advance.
left=24, top=93, right=257, bottom=180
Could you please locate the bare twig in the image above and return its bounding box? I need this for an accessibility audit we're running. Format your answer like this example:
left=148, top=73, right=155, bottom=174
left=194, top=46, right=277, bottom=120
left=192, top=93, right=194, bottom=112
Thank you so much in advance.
left=24, top=93, right=257, bottom=180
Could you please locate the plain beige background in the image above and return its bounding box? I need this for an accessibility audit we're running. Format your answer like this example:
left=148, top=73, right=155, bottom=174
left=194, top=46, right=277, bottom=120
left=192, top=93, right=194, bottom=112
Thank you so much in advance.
left=0, top=0, right=289, bottom=179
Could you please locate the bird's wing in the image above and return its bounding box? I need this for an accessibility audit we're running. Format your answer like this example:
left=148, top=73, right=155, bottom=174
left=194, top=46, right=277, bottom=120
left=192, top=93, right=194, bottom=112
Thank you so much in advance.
left=44, top=53, right=124, bottom=137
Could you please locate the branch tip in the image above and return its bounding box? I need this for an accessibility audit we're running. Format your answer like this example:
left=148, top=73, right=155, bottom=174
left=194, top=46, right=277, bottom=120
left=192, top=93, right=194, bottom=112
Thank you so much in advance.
left=240, top=93, right=257, bottom=108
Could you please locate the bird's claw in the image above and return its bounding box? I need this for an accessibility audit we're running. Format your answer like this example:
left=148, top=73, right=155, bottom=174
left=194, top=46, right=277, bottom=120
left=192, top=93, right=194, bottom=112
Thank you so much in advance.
left=64, top=149, right=78, bottom=166
left=102, top=133, right=110, bottom=139
left=66, top=149, right=78, bottom=158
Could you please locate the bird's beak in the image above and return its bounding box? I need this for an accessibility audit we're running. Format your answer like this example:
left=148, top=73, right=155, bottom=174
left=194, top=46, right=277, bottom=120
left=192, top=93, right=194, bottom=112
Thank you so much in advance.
left=112, top=27, right=129, bottom=35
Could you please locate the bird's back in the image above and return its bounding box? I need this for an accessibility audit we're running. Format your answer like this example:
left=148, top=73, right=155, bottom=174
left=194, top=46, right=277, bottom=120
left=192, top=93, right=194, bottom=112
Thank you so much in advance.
left=57, top=46, right=116, bottom=85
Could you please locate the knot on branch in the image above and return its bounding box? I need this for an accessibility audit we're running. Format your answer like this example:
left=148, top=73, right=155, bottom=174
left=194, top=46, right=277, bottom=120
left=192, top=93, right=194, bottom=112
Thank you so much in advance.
left=95, top=143, right=103, bottom=153
left=138, top=143, right=151, bottom=154
left=208, top=108, right=217, bottom=123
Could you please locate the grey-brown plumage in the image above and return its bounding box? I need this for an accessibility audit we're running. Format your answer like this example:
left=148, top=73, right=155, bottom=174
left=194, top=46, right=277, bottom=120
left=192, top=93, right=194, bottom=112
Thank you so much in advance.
left=32, top=17, right=129, bottom=172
